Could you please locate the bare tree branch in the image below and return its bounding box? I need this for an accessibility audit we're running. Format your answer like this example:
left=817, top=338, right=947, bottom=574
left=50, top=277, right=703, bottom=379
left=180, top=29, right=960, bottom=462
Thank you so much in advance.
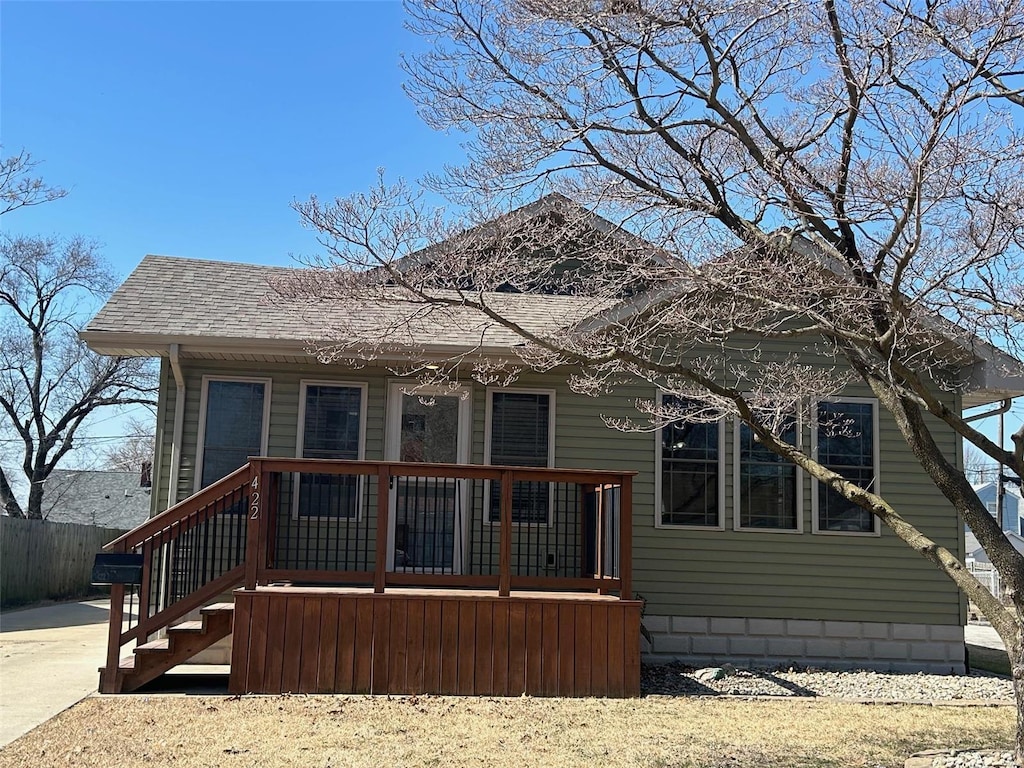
left=0, top=235, right=157, bottom=519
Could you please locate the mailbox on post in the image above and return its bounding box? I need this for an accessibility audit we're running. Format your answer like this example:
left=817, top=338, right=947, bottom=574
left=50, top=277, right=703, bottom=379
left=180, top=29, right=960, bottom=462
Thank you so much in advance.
left=91, top=552, right=144, bottom=585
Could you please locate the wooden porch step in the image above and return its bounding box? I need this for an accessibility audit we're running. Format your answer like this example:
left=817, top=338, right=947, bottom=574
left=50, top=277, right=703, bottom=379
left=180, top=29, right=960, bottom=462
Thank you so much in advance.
left=202, top=603, right=234, bottom=615
left=169, top=620, right=205, bottom=633
left=100, top=603, right=234, bottom=693
left=135, top=639, right=171, bottom=654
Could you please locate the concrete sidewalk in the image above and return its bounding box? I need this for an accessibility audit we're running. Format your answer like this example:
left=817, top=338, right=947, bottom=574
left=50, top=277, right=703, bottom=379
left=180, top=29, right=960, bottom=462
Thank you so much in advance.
left=965, top=623, right=1006, bottom=652
left=0, top=599, right=111, bottom=748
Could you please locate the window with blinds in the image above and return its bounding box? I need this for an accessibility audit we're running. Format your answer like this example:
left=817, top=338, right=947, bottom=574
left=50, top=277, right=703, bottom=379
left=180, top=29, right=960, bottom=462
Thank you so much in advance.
left=487, top=391, right=552, bottom=524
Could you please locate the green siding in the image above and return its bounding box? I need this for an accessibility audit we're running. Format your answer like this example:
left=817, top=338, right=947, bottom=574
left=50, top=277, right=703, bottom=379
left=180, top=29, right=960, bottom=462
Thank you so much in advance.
left=152, top=356, right=963, bottom=626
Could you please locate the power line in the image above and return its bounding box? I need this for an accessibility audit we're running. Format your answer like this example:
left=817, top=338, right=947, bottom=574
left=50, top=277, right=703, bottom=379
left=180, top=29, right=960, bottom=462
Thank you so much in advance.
left=0, top=434, right=154, bottom=444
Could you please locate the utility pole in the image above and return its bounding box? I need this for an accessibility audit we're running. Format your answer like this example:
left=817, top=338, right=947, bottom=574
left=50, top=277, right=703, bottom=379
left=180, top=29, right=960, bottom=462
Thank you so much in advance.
left=997, top=408, right=1005, bottom=531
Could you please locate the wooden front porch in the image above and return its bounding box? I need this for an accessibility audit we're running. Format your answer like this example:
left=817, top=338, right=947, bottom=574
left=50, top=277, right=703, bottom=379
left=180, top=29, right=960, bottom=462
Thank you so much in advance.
left=100, top=459, right=640, bottom=697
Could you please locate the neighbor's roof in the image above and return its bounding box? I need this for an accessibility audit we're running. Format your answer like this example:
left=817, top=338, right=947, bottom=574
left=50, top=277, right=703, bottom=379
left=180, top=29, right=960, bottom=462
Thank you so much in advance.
left=965, top=530, right=1024, bottom=561
left=41, top=470, right=151, bottom=530
left=81, top=255, right=609, bottom=358
left=972, top=480, right=1024, bottom=501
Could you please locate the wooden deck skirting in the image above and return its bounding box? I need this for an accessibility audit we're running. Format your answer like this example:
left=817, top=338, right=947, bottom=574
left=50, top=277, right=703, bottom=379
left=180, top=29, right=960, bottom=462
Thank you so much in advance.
left=229, top=586, right=642, bottom=697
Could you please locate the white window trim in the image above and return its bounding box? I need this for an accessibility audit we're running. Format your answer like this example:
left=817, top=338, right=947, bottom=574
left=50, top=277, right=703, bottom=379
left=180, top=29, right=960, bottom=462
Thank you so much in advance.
left=194, top=375, right=272, bottom=493
left=483, top=386, right=556, bottom=527
left=654, top=391, right=726, bottom=531
left=292, top=380, right=368, bottom=521
left=810, top=396, right=882, bottom=537
left=732, top=415, right=804, bottom=534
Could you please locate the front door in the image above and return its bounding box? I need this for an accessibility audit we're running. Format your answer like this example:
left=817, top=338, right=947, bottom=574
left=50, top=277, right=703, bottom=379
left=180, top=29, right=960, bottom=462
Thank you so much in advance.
left=384, top=384, right=471, bottom=574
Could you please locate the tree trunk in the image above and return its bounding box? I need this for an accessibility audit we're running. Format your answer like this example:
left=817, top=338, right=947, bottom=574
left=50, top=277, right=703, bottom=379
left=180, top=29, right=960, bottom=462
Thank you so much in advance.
left=0, top=467, right=24, bottom=517
left=26, top=475, right=44, bottom=520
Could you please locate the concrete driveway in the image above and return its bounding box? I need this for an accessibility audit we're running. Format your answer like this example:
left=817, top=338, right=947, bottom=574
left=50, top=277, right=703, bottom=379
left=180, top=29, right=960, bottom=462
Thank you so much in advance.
left=0, top=599, right=111, bottom=748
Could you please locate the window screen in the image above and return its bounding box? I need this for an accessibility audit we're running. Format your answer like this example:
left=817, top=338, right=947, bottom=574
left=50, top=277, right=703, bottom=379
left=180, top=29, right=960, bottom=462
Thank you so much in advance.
left=200, top=380, right=266, bottom=488
left=489, top=392, right=551, bottom=523
left=661, top=396, right=720, bottom=526
left=738, top=420, right=798, bottom=530
left=816, top=401, right=876, bottom=533
left=298, top=385, right=362, bottom=518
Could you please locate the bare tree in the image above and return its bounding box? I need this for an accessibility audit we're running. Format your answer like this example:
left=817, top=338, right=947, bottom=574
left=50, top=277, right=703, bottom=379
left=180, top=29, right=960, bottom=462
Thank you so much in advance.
left=0, top=154, right=156, bottom=519
left=965, top=445, right=999, bottom=485
left=276, top=1, right=1024, bottom=758
left=0, top=148, right=67, bottom=216
left=101, top=417, right=156, bottom=474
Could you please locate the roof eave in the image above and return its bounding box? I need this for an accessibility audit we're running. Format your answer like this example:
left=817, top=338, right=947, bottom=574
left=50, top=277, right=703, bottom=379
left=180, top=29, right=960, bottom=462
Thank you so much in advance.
left=79, top=329, right=526, bottom=362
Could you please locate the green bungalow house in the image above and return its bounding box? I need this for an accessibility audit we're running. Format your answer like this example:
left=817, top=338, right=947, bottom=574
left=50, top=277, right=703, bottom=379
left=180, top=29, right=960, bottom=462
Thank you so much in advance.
left=81, top=198, right=1024, bottom=695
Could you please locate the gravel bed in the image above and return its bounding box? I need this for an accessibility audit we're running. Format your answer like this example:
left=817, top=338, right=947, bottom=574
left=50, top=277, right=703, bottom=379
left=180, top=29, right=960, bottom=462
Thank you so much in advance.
left=928, top=749, right=1017, bottom=768
left=641, top=661, right=1014, bottom=701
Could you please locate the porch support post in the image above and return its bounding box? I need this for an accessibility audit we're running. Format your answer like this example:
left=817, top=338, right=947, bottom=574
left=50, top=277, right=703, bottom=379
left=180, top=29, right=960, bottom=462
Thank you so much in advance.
left=244, top=460, right=262, bottom=590
left=594, top=484, right=606, bottom=594
left=375, top=464, right=390, bottom=594
left=101, top=583, right=125, bottom=693
left=499, top=469, right=513, bottom=597
left=136, top=540, right=152, bottom=639
left=619, top=474, right=633, bottom=601
left=256, top=462, right=273, bottom=583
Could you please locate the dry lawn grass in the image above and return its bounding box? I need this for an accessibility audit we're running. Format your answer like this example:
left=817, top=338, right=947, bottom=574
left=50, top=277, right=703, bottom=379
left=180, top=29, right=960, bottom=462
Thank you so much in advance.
left=0, top=695, right=1013, bottom=768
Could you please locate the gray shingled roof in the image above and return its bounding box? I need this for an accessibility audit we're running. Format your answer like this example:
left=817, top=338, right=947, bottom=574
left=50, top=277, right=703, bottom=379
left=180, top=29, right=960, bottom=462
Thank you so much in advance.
left=41, top=470, right=152, bottom=529
left=84, top=255, right=608, bottom=354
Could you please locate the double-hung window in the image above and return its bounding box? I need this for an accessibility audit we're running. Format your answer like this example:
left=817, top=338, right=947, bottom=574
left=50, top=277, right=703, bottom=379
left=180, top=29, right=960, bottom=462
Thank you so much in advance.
left=296, top=382, right=365, bottom=519
left=196, top=377, right=271, bottom=491
left=486, top=389, right=553, bottom=524
left=813, top=399, right=879, bottom=534
left=659, top=395, right=723, bottom=527
left=735, top=418, right=800, bottom=531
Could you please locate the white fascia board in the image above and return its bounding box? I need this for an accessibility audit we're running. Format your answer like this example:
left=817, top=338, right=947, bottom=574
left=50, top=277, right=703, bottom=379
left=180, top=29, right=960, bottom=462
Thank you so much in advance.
left=79, top=329, right=521, bottom=362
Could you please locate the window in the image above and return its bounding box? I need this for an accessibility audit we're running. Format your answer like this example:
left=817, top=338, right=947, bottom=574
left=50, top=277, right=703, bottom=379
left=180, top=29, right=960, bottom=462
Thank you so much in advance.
left=986, top=501, right=998, bottom=516
left=296, top=383, right=365, bottom=518
left=659, top=395, right=723, bottom=527
left=486, top=390, right=553, bottom=524
left=735, top=418, right=800, bottom=531
left=813, top=399, right=879, bottom=534
left=196, top=378, right=270, bottom=491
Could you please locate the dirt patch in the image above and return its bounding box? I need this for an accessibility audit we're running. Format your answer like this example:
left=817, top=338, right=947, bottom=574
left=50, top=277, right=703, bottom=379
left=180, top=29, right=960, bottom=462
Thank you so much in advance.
left=0, top=695, right=1014, bottom=768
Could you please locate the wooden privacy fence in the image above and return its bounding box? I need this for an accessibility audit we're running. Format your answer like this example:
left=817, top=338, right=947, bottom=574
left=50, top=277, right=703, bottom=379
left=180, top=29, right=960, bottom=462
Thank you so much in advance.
left=0, top=517, right=126, bottom=608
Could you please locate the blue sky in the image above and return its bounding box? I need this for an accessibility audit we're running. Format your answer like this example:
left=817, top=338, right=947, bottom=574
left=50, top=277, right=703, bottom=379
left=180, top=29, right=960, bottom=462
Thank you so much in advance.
left=2, top=0, right=473, bottom=486
left=2, top=1, right=463, bottom=268
left=2, top=1, right=1021, bottom=485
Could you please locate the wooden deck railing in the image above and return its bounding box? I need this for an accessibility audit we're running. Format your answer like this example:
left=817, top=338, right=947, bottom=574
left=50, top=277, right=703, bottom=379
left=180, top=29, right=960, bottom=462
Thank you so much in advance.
left=101, top=458, right=634, bottom=689
left=246, top=458, right=635, bottom=599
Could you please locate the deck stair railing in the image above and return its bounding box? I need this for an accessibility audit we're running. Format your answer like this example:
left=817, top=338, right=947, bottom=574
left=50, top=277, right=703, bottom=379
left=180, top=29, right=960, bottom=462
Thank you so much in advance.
left=100, top=465, right=251, bottom=691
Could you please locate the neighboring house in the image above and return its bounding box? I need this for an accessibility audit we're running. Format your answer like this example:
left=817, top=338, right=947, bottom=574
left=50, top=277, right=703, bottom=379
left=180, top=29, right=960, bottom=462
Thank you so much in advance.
left=80, top=196, right=1024, bottom=694
left=964, top=531, right=1024, bottom=565
left=42, top=467, right=153, bottom=530
left=971, top=481, right=1023, bottom=537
